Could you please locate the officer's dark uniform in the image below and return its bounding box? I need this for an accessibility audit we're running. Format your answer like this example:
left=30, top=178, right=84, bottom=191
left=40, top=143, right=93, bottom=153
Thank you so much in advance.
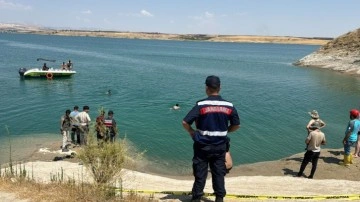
left=183, top=95, right=240, bottom=200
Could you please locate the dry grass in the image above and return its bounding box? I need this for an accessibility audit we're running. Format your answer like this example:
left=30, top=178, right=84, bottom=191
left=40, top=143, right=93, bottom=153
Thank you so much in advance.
left=0, top=177, right=157, bottom=202
left=0, top=125, right=155, bottom=202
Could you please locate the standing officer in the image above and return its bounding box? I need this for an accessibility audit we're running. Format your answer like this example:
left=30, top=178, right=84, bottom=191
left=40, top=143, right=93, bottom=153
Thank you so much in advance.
left=104, top=110, right=118, bottom=142
left=182, top=75, right=240, bottom=202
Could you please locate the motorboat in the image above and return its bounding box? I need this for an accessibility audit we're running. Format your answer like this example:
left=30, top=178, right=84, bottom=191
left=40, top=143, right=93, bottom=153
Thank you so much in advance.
left=19, top=68, right=76, bottom=79
left=18, top=59, right=76, bottom=79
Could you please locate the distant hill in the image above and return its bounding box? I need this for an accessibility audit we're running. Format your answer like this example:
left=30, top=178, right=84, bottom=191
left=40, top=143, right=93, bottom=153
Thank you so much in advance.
left=0, top=23, right=43, bottom=32
left=293, top=28, right=360, bottom=74
left=0, top=23, right=330, bottom=45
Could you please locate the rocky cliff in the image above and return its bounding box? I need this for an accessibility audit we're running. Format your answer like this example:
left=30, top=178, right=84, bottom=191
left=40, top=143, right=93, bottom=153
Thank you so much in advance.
left=294, top=28, right=360, bottom=74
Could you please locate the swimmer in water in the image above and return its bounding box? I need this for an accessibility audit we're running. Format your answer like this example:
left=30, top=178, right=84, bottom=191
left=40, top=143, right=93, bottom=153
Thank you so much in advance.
left=107, top=90, right=111, bottom=95
left=173, top=103, right=180, bottom=110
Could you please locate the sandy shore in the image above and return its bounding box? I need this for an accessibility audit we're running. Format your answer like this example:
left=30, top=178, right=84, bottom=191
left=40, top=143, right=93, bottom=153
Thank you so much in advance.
left=2, top=142, right=360, bottom=201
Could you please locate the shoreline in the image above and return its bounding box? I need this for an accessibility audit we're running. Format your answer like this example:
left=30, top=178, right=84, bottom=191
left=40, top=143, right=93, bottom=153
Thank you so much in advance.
left=4, top=140, right=360, bottom=181
left=2, top=143, right=360, bottom=202
left=2, top=141, right=360, bottom=201
left=0, top=26, right=331, bottom=45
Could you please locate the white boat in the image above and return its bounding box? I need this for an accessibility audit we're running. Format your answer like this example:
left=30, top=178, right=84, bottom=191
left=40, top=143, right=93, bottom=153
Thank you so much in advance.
left=19, top=68, right=76, bottom=79
left=18, top=59, right=76, bottom=79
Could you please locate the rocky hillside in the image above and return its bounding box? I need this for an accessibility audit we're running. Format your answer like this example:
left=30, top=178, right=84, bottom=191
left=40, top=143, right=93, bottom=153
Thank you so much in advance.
left=293, top=28, right=360, bottom=74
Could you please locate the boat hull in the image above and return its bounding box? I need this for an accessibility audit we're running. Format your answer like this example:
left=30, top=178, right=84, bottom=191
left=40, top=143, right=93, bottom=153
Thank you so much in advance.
left=19, top=68, right=76, bottom=79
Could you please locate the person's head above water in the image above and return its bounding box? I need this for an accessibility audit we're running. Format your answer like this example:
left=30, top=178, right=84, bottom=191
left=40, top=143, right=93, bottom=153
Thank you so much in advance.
left=173, top=103, right=180, bottom=110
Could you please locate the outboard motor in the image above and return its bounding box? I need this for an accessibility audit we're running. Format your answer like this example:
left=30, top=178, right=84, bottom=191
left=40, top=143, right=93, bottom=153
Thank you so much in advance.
left=19, top=68, right=27, bottom=77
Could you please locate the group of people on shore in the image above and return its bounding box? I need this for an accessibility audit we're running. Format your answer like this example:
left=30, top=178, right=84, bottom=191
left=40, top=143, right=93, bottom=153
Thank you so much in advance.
left=58, top=74, right=360, bottom=202
left=180, top=75, right=360, bottom=202
left=95, top=109, right=118, bottom=143
left=60, top=105, right=117, bottom=152
left=297, top=108, right=360, bottom=180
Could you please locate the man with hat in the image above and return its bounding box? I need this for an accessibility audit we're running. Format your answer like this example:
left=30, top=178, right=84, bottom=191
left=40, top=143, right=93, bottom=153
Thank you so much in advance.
left=182, top=75, right=240, bottom=202
left=306, top=110, right=326, bottom=134
left=297, top=121, right=326, bottom=179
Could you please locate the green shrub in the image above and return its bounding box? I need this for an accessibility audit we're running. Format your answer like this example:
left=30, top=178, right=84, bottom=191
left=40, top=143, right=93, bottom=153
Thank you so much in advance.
left=77, top=133, right=128, bottom=185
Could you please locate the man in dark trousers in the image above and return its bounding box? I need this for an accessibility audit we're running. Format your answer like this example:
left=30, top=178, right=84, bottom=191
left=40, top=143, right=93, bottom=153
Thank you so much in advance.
left=297, top=121, right=326, bottom=179
left=182, top=75, right=240, bottom=202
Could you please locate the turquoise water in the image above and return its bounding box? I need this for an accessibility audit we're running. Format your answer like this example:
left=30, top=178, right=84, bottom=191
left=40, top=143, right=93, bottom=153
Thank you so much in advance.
left=1, top=33, right=360, bottom=175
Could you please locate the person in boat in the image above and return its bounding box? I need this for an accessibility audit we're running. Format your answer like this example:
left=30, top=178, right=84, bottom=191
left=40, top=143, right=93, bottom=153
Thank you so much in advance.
left=42, top=63, right=49, bottom=71
left=61, top=62, right=67, bottom=70
left=67, top=60, right=72, bottom=69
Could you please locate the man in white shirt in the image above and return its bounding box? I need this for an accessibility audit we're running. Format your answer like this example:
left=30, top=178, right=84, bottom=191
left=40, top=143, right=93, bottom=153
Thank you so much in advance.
left=75, top=106, right=91, bottom=145
left=70, top=106, right=80, bottom=145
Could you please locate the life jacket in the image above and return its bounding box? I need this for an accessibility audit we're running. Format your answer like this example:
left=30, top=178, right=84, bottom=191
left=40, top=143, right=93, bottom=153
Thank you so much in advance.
left=104, top=118, right=113, bottom=127
left=104, top=117, right=116, bottom=134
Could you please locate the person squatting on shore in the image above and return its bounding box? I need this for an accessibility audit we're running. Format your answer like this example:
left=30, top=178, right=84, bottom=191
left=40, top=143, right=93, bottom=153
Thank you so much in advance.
left=342, top=109, right=360, bottom=166
left=182, top=75, right=240, bottom=202
left=75, top=106, right=91, bottom=145
left=70, top=105, right=80, bottom=145
left=60, top=109, right=72, bottom=152
left=297, top=121, right=326, bottom=179
left=104, top=110, right=118, bottom=142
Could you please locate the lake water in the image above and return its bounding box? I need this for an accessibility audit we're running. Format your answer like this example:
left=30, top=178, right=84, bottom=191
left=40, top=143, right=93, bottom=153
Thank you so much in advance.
left=1, top=33, right=360, bottom=175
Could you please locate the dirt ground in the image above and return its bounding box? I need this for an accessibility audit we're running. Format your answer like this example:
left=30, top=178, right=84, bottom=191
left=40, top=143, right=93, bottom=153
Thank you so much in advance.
left=1, top=142, right=360, bottom=202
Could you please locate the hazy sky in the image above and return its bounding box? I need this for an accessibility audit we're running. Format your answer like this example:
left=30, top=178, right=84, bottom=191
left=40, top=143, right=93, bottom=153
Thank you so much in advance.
left=0, top=0, right=359, bottom=38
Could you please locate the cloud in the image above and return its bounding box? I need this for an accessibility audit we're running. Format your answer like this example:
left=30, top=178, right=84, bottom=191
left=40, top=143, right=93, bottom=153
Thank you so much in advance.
left=234, top=12, right=247, bottom=16
left=0, top=0, right=31, bottom=10
left=140, top=9, right=153, bottom=17
left=187, top=11, right=219, bottom=33
left=118, top=10, right=154, bottom=18
left=75, top=16, right=91, bottom=23
left=189, top=11, right=215, bottom=21
left=204, top=12, right=214, bottom=18
left=81, top=9, right=92, bottom=14
left=103, top=18, right=111, bottom=25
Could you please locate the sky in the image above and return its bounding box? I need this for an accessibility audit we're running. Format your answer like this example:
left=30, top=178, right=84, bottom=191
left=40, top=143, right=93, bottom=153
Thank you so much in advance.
left=0, top=0, right=359, bottom=38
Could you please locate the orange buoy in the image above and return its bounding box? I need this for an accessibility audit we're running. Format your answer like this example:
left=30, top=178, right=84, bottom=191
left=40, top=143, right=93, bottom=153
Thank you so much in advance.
left=46, top=72, right=53, bottom=79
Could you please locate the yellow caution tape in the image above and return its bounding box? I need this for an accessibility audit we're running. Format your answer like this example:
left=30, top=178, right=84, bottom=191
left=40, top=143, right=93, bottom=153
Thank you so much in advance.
left=115, top=189, right=360, bottom=200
